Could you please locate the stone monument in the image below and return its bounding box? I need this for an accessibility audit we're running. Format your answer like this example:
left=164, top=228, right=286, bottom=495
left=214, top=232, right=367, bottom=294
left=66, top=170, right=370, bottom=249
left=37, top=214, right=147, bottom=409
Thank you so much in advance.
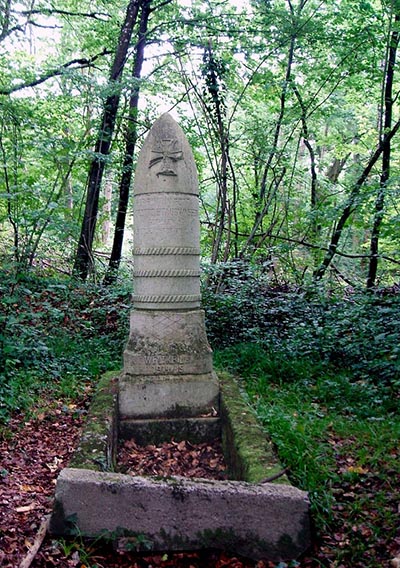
left=119, top=113, right=219, bottom=423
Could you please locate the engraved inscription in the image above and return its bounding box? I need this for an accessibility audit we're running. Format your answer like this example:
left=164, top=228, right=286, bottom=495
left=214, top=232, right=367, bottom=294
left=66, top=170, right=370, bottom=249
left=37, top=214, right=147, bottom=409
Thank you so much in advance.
left=135, top=207, right=197, bottom=232
left=149, top=138, right=183, bottom=177
left=143, top=354, right=192, bottom=374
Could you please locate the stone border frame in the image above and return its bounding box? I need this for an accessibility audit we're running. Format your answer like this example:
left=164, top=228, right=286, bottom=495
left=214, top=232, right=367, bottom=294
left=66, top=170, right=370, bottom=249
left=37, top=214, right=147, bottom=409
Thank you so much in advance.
left=67, top=371, right=286, bottom=483
left=50, top=371, right=310, bottom=561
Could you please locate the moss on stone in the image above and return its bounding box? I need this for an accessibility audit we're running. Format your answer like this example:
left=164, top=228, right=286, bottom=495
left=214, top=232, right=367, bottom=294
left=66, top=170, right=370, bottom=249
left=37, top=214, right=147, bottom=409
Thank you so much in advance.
left=197, top=527, right=305, bottom=560
left=219, top=371, right=288, bottom=484
left=69, top=368, right=286, bottom=488
left=69, top=371, right=119, bottom=472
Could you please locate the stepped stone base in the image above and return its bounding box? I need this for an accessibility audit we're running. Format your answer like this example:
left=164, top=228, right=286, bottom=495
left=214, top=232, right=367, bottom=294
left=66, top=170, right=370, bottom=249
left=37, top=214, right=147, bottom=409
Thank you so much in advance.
left=123, top=310, right=213, bottom=377
left=120, top=309, right=219, bottom=419
left=119, top=416, right=221, bottom=445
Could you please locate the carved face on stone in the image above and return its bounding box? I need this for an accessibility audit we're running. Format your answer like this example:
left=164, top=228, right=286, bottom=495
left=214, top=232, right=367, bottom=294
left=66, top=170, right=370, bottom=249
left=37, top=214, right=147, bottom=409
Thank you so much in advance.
left=149, top=138, right=183, bottom=177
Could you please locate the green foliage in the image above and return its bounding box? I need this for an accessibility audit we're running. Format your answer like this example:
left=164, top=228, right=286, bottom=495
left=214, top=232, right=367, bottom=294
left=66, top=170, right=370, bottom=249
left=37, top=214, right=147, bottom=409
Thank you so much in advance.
left=209, top=262, right=400, bottom=544
left=204, top=262, right=400, bottom=392
left=0, top=268, right=130, bottom=422
left=202, top=260, right=274, bottom=345
left=210, top=262, right=400, bottom=545
left=1, top=0, right=399, bottom=282
left=215, top=340, right=400, bottom=536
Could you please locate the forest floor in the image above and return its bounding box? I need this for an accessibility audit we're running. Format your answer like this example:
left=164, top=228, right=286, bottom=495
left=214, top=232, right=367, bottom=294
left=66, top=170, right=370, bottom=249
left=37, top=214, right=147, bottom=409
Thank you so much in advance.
left=1, top=391, right=399, bottom=568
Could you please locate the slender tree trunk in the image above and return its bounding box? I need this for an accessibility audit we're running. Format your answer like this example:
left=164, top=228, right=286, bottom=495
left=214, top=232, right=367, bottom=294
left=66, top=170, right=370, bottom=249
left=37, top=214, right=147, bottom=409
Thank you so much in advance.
left=326, top=156, right=349, bottom=184
left=293, top=84, right=318, bottom=224
left=103, top=0, right=151, bottom=284
left=73, top=0, right=140, bottom=280
left=101, top=173, right=113, bottom=245
left=201, top=43, right=230, bottom=264
left=313, top=118, right=400, bottom=281
left=240, top=30, right=296, bottom=257
left=367, top=13, right=400, bottom=288
left=211, top=140, right=229, bottom=263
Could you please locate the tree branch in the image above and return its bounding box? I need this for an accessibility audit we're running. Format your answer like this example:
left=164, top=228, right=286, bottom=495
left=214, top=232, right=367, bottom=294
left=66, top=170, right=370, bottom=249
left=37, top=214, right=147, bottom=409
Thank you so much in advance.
left=0, top=49, right=111, bottom=95
left=203, top=222, right=400, bottom=266
left=313, top=116, right=400, bottom=280
left=150, top=0, right=173, bottom=13
left=15, top=9, right=110, bottom=20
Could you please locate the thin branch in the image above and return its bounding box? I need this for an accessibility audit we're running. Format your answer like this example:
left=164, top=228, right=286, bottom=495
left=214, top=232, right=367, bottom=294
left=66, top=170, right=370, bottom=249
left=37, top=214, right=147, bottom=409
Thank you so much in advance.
left=149, top=0, right=173, bottom=13
left=26, top=22, right=62, bottom=29
left=0, top=49, right=111, bottom=95
left=16, top=9, right=110, bottom=20
left=205, top=222, right=400, bottom=266
left=314, top=116, right=400, bottom=280
left=0, top=23, right=24, bottom=42
left=19, top=515, right=50, bottom=568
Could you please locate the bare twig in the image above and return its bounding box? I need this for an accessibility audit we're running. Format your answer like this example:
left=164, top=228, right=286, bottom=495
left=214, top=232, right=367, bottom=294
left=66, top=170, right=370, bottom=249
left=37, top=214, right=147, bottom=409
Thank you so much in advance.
left=0, top=49, right=110, bottom=95
left=259, top=468, right=289, bottom=484
left=19, top=515, right=50, bottom=568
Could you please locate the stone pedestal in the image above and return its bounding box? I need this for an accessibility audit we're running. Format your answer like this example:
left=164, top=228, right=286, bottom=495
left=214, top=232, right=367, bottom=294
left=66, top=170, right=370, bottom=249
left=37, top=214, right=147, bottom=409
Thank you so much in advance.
left=119, top=113, right=219, bottom=420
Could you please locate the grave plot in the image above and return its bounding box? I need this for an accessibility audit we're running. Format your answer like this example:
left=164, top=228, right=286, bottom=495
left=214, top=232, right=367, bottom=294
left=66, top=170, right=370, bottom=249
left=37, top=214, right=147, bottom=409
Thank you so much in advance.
left=49, top=114, right=310, bottom=562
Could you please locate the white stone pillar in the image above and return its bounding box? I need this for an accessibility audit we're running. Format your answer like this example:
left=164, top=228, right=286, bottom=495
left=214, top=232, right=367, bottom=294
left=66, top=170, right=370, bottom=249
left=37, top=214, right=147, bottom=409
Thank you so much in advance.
left=120, top=114, right=219, bottom=420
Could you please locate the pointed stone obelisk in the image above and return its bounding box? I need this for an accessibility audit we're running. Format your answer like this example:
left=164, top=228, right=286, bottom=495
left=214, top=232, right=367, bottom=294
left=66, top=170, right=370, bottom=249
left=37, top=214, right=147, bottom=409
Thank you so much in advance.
left=119, top=114, right=219, bottom=421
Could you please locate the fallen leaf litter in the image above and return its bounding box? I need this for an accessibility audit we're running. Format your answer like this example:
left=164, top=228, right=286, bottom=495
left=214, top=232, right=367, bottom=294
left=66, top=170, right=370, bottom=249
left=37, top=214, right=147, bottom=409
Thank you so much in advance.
left=117, top=438, right=227, bottom=480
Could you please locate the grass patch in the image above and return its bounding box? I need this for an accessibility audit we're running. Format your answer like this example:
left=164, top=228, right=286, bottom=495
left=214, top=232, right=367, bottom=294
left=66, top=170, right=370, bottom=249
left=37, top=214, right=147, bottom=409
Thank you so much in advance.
left=215, top=343, right=400, bottom=566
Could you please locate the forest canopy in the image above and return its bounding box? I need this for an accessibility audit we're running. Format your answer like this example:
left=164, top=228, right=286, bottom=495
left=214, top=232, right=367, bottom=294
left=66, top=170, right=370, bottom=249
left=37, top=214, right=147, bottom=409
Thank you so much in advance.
left=1, top=0, right=400, bottom=288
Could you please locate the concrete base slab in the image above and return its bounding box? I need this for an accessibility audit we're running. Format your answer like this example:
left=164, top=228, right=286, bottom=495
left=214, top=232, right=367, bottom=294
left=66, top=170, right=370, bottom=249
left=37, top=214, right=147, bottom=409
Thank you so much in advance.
left=50, top=468, right=310, bottom=561
left=119, top=371, right=220, bottom=419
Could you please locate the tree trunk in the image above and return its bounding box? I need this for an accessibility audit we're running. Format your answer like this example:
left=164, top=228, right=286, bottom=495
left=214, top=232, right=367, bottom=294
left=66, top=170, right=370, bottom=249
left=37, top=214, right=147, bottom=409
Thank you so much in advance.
left=201, top=43, right=229, bottom=264
left=367, top=12, right=399, bottom=288
left=73, top=0, right=140, bottom=280
left=101, top=173, right=113, bottom=245
left=103, top=0, right=151, bottom=285
left=240, top=29, right=296, bottom=257
left=313, top=118, right=400, bottom=281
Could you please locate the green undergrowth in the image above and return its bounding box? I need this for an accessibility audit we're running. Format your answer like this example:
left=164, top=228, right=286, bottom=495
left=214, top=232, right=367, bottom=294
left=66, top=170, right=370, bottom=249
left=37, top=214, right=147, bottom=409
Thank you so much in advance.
left=0, top=269, right=130, bottom=422
left=214, top=342, right=400, bottom=558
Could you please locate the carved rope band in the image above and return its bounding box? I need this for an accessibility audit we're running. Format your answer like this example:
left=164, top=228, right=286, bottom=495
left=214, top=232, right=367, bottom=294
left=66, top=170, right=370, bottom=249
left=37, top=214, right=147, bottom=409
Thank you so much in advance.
left=133, top=269, right=200, bottom=278
left=132, top=294, right=201, bottom=303
left=134, top=247, right=200, bottom=255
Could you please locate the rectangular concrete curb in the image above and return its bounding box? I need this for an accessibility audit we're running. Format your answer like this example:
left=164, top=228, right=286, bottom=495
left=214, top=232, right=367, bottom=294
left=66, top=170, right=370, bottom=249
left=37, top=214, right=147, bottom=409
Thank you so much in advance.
left=219, top=372, right=288, bottom=483
left=50, top=468, right=310, bottom=561
left=68, top=372, right=118, bottom=471
left=50, top=370, right=311, bottom=561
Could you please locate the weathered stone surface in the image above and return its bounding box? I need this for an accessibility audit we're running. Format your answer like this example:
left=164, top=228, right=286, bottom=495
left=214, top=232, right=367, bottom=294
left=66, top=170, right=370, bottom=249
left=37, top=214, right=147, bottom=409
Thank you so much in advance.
left=118, top=416, right=221, bottom=445
left=120, top=114, right=218, bottom=420
left=69, top=371, right=118, bottom=472
left=123, top=310, right=213, bottom=376
left=50, top=468, right=310, bottom=561
left=119, top=372, right=219, bottom=419
left=132, top=113, right=201, bottom=312
left=219, top=372, right=287, bottom=484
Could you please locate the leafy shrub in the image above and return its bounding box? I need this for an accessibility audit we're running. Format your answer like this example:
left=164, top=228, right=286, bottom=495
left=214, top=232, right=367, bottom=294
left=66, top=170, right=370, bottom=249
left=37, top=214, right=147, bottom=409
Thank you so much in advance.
left=203, top=261, right=400, bottom=391
left=0, top=268, right=130, bottom=422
